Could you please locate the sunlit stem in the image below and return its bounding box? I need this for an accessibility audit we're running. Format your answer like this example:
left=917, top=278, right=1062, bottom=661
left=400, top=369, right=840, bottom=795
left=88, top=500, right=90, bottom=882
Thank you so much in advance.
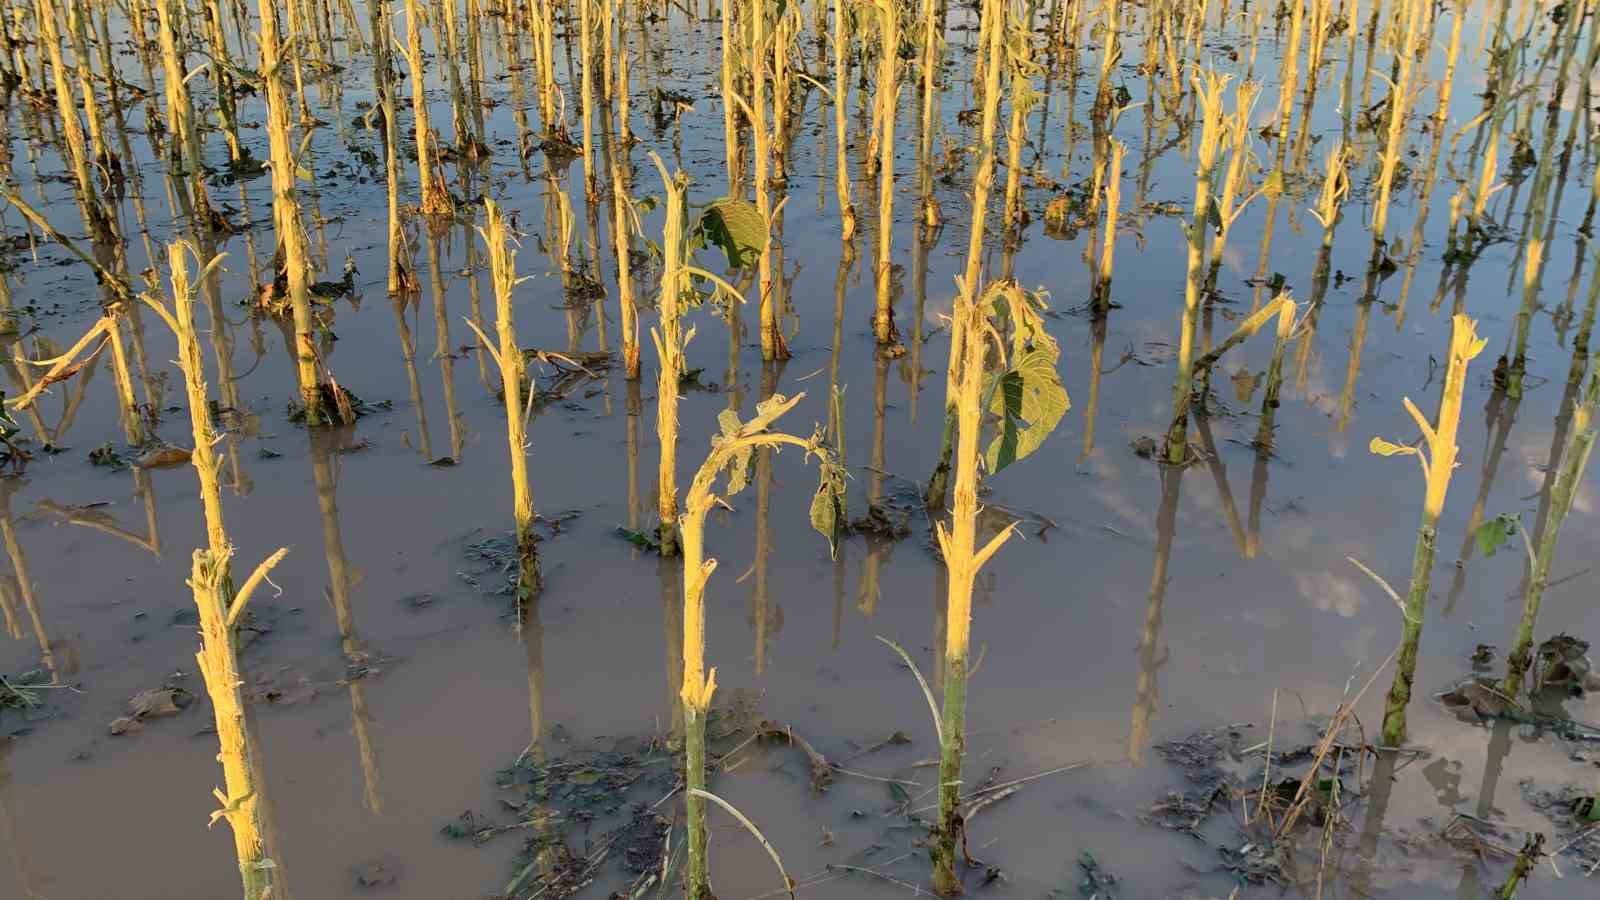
left=871, top=0, right=898, bottom=346
left=579, top=0, right=597, bottom=199
left=927, top=0, right=1004, bottom=510
left=159, top=242, right=286, bottom=900
left=1381, top=315, right=1485, bottom=746
left=1165, top=71, right=1230, bottom=464
left=404, top=0, right=453, bottom=217
left=1370, top=0, right=1423, bottom=241
left=652, top=159, right=689, bottom=555
left=832, top=0, right=855, bottom=237
left=258, top=0, right=329, bottom=425
left=609, top=38, right=639, bottom=379
left=679, top=392, right=815, bottom=900
left=477, top=200, right=542, bottom=598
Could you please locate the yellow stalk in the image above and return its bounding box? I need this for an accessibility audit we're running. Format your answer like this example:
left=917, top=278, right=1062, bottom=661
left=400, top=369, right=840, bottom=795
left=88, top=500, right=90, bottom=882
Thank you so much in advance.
left=1095, top=0, right=1118, bottom=107
left=1099, top=138, right=1125, bottom=292
left=475, top=200, right=541, bottom=597
left=678, top=391, right=820, bottom=898
left=747, top=0, right=786, bottom=359
left=579, top=0, right=597, bottom=198
left=372, top=0, right=407, bottom=292
left=871, top=0, right=898, bottom=346
left=926, top=0, right=1004, bottom=509
left=156, top=0, right=211, bottom=216
left=1002, top=14, right=1032, bottom=232
left=202, top=0, right=243, bottom=163
left=771, top=6, right=795, bottom=182
left=652, top=157, right=688, bottom=555
left=1274, top=0, right=1305, bottom=150
left=36, top=0, right=107, bottom=237
left=722, top=0, right=742, bottom=193
left=1166, top=70, right=1230, bottom=464
left=1371, top=0, right=1422, bottom=240
left=834, top=0, right=855, bottom=238
left=159, top=242, right=288, bottom=900
left=932, top=280, right=1033, bottom=894
left=404, top=0, right=453, bottom=217
left=916, top=0, right=941, bottom=228
left=258, top=0, right=328, bottom=424
left=1377, top=315, right=1485, bottom=746
left=610, top=36, right=639, bottom=379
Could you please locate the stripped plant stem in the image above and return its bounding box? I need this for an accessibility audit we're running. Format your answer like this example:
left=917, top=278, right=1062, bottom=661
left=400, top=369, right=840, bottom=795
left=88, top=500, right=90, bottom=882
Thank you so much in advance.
left=679, top=391, right=839, bottom=899
left=927, top=0, right=1005, bottom=510
left=871, top=0, right=899, bottom=347
left=1166, top=71, right=1230, bottom=464
left=466, top=200, right=543, bottom=601
left=404, top=0, right=453, bottom=218
left=652, top=155, right=689, bottom=555
left=932, top=280, right=1067, bottom=894
left=833, top=0, right=855, bottom=238
left=259, top=0, right=337, bottom=425
left=1374, top=315, right=1486, bottom=746
left=1504, top=350, right=1600, bottom=696
left=158, top=242, right=289, bottom=900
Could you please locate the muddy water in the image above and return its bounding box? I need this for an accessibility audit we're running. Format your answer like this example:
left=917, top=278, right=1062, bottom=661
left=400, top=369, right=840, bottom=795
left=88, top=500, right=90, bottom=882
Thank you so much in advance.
left=0, top=2, right=1597, bottom=898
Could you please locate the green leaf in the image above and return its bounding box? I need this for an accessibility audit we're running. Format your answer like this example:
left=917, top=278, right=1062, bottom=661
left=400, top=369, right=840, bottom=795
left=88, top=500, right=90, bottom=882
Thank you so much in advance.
left=692, top=198, right=766, bottom=270
left=886, top=780, right=910, bottom=808
left=1474, top=514, right=1520, bottom=558
left=984, top=348, right=1069, bottom=473
left=809, top=461, right=848, bottom=559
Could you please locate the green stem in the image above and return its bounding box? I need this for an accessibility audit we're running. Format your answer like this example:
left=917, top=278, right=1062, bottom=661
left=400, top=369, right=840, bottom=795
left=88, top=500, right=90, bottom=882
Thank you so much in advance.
left=931, top=654, right=968, bottom=895
left=1505, top=419, right=1598, bottom=695
left=685, top=705, right=711, bottom=899
left=1382, top=521, right=1438, bottom=747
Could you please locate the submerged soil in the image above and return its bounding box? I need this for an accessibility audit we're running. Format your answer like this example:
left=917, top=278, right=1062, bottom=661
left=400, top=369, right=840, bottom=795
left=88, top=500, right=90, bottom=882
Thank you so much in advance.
left=1, top=1, right=1598, bottom=898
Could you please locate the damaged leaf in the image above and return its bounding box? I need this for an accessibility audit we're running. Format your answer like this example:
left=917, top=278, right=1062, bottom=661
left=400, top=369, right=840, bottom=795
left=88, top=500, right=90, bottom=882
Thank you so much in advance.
left=691, top=197, right=766, bottom=269
left=809, top=457, right=848, bottom=559
left=982, top=285, right=1068, bottom=474
left=1474, top=513, right=1521, bottom=558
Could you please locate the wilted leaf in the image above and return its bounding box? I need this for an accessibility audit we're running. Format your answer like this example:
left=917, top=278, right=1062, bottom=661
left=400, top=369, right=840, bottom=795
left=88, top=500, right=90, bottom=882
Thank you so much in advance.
left=809, top=461, right=848, bottom=559
left=136, top=446, right=193, bottom=469
left=109, top=716, right=144, bottom=735
left=692, top=197, right=766, bottom=269
left=985, top=349, right=1069, bottom=473
left=128, top=686, right=190, bottom=718
left=725, top=445, right=755, bottom=495
left=1474, top=513, right=1520, bottom=558
left=1368, top=437, right=1419, bottom=457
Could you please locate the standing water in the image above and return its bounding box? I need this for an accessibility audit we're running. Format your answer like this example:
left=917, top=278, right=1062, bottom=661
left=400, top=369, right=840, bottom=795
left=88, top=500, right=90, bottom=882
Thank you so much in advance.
left=0, top=0, right=1597, bottom=898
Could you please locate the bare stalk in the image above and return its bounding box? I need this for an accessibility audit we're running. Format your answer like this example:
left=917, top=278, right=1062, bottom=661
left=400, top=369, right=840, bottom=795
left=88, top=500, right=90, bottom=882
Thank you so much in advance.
left=1377, top=315, right=1486, bottom=746
left=258, top=0, right=330, bottom=423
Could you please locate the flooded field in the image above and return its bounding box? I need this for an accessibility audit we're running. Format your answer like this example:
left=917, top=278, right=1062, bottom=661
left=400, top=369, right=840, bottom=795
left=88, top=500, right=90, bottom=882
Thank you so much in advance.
left=0, top=0, right=1598, bottom=896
